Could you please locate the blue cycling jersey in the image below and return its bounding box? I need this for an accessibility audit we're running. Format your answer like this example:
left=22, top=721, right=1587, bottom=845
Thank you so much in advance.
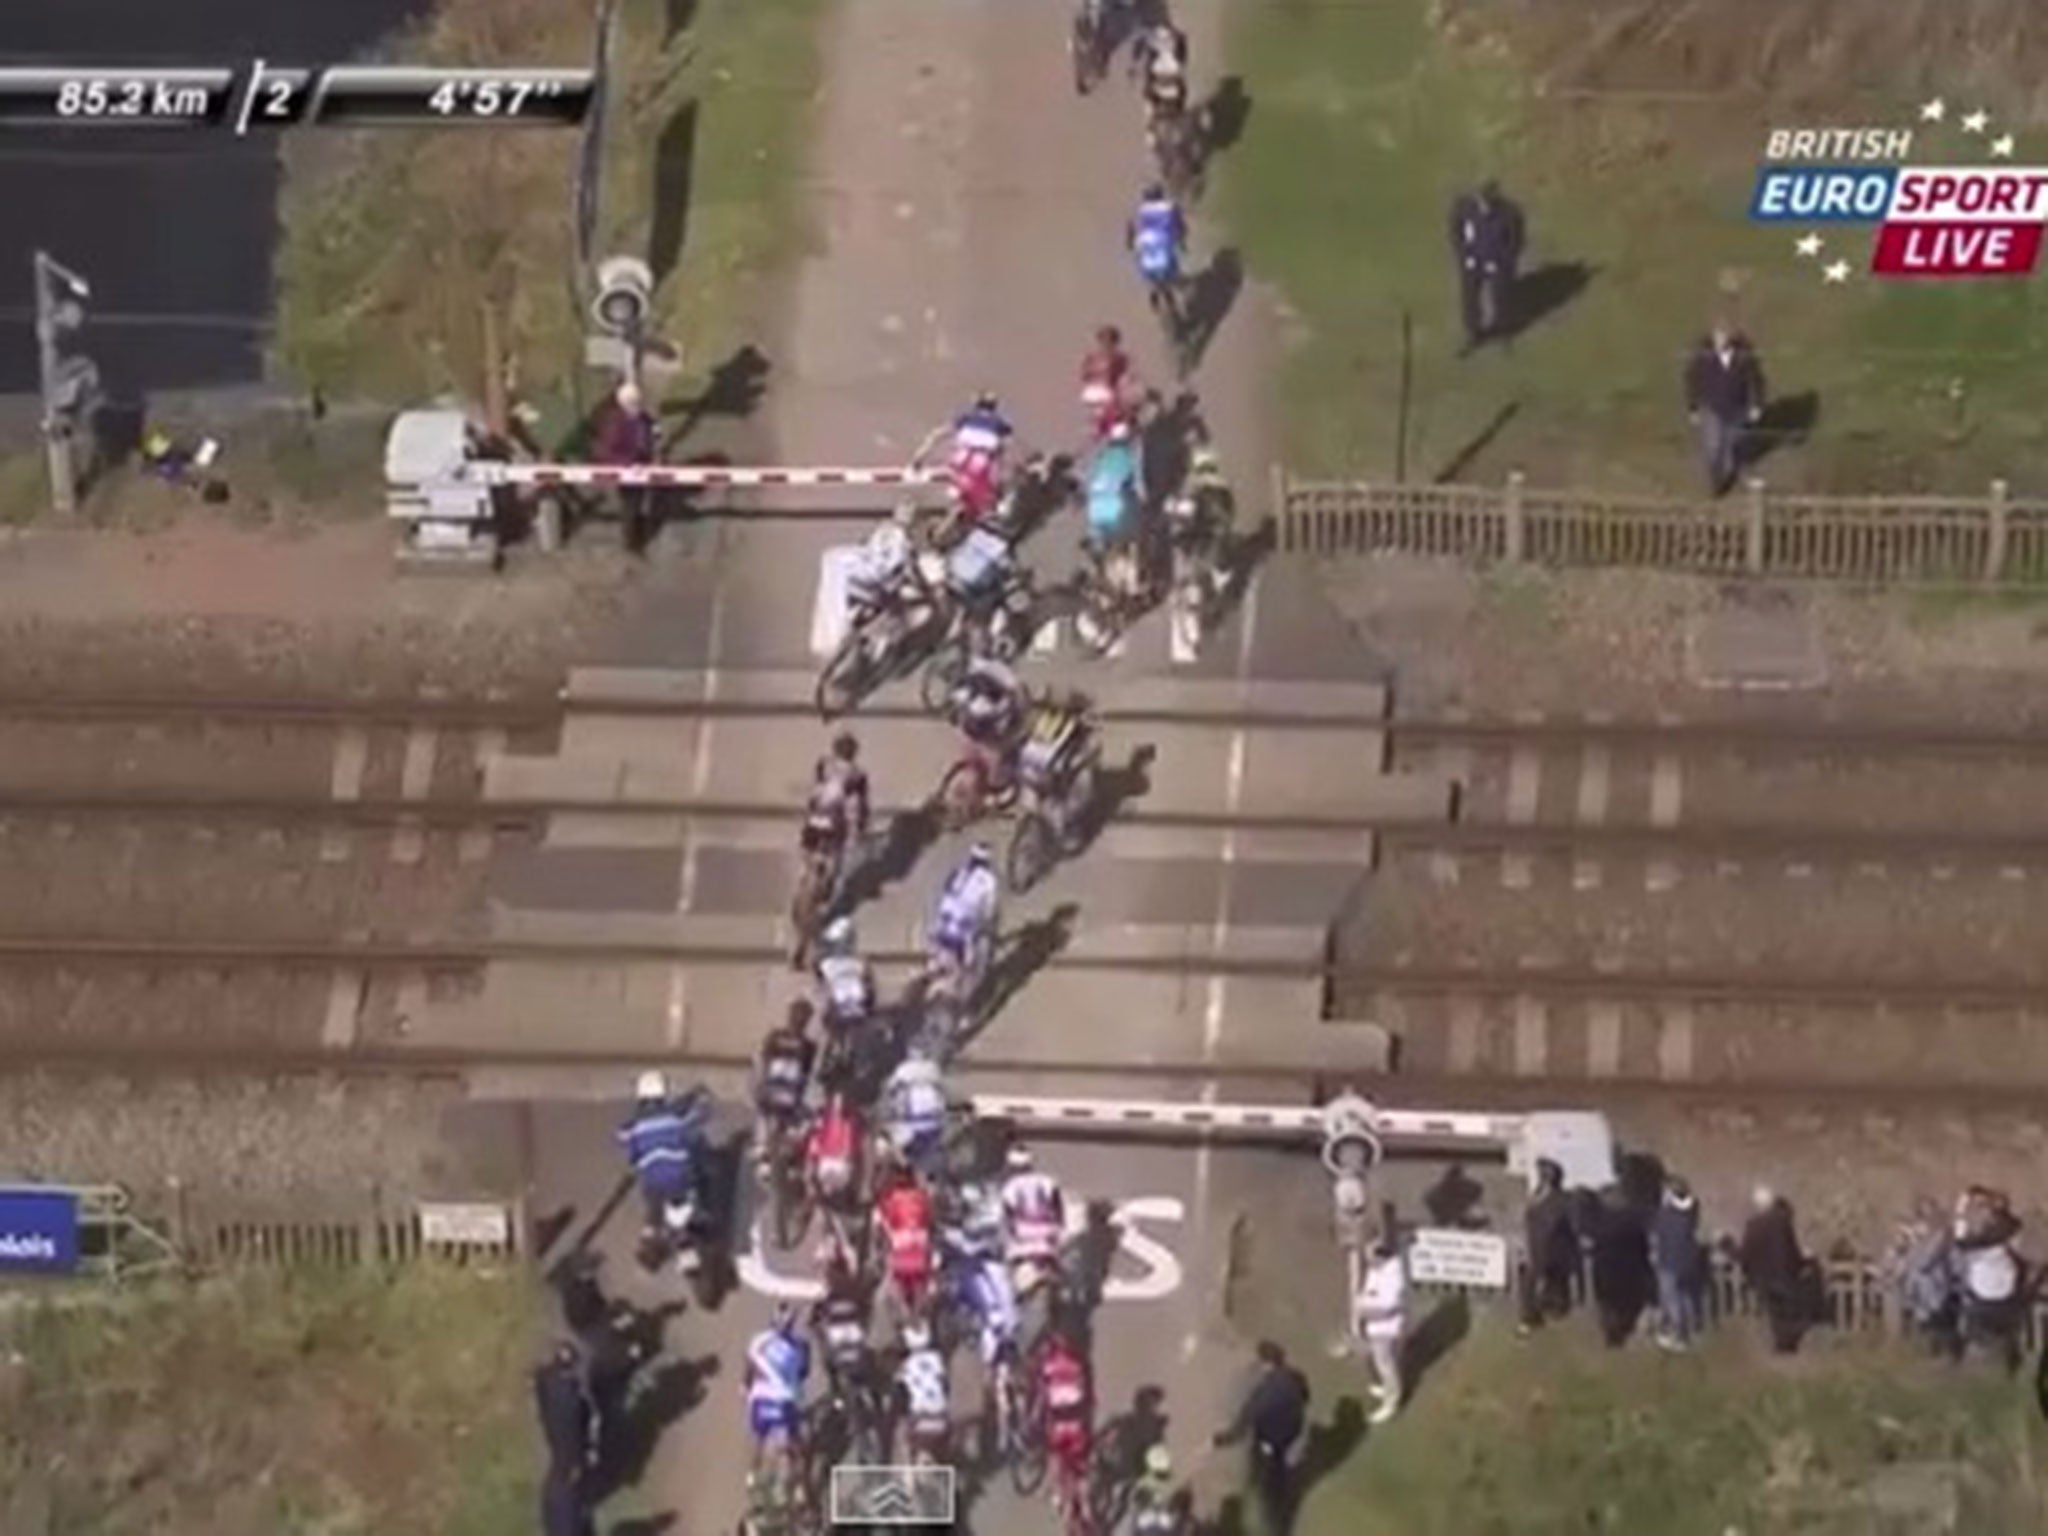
left=1132, top=202, right=1182, bottom=283
left=1087, top=441, right=1140, bottom=541
left=619, top=1099, right=705, bottom=1194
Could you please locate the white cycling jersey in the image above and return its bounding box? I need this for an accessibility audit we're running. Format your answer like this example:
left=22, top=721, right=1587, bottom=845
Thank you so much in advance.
left=1001, top=1171, right=1066, bottom=1260
left=898, top=1348, right=949, bottom=1418
left=935, top=865, right=1000, bottom=945
left=886, top=1065, right=947, bottom=1139
left=816, top=954, right=874, bottom=1022
left=747, top=1329, right=808, bottom=1406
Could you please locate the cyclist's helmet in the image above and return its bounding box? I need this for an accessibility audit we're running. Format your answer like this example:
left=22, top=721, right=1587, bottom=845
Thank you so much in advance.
left=1191, top=444, right=1221, bottom=475
left=832, top=731, right=859, bottom=762
left=772, top=1302, right=800, bottom=1333
left=1005, top=1144, right=1034, bottom=1172
left=902, top=1320, right=933, bottom=1350
left=1109, top=419, right=1134, bottom=443
left=898, top=1053, right=942, bottom=1086
left=968, top=842, right=994, bottom=867
left=635, top=1069, right=667, bottom=1102
left=1095, top=324, right=1122, bottom=350
left=822, top=915, right=856, bottom=954
left=974, top=391, right=999, bottom=414
left=1145, top=1446, right=1173, bottom=1479
left=1143, top=182, right=1166, bottom=203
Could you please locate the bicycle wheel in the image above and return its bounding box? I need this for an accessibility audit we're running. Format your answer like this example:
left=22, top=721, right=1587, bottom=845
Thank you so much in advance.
left=1006, top=811, right=1057, bottom=894
left=1057, top=762, right=1098, bottom=857
left=1088, top=1423, right=1129, bottom=1531
left=921, top=643, right=967, bottom=715
left=1009, top=1410, right=1049, bottom=1496
left=815, top=631, right=875, bottom=720
left=937, top=759, right=984, bottom=831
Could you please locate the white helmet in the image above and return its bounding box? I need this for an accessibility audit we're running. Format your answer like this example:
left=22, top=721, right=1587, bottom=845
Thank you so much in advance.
left=635, top=1069, right=667, bottom=1101
left=968, top=842, right=994, bottom=867
left=822, top=916, right=855, bottom=953
left=1005, top=1145, right=1034, bottom=1172
left=898, top=1054, right=941, bottom=1087
left=902, top=1321, right=933, bottom=1350
left=1108, top=418, right=1134, bottom=443
left=1144, top=1445, right=1173, bottom=1479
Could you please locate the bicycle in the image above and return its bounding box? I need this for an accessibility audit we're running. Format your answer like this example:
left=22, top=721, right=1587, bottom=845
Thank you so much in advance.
left=935, top=741, right=1021, bottom=832
left=759, top=1112, right=814, bottom=1253
left=787, top=842, right=842, bottom=970
left=1007, top=723, right=1102, bottom=894
left=1148, top=103, right=1197, bottom=201
left=816, top=580, right=949, bottom=719
left=1051, top=1423, right=1123, bottom=1536
left=1070, top=0, right=1108, bottom=94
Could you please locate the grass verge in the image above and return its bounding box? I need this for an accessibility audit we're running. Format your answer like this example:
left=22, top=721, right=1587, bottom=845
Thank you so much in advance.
left=1217, top=0, right=2048, bottom=494
left=273, top=0, right=828, bottom=429
left=0, top=1266, right=540, bottom=1536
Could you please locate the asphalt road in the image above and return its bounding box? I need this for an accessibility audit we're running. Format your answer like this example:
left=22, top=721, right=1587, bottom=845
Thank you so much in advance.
left=0, top=0, right=429, bottom=396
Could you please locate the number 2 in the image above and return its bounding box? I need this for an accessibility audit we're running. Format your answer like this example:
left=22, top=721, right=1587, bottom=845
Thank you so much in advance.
left=261, top=79, right=292, bottom=117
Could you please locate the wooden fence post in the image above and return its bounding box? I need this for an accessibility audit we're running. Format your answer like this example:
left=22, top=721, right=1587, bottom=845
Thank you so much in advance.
left=1745, top=477, right=1767, bottom=575
left=1268, top=463, right=1290, bottom=553
left=1503, top=470, right=1526, bottom=564
left=1984, top=478, right=2009, bottom=585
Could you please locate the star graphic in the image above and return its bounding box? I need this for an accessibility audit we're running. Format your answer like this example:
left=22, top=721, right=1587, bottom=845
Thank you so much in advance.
left=1962, top=109, right=1991, bottom=134
left=1823, top=260, right=1851, bottom=284
left=1794, top=233, right=1824, bottom=258
left=1992, top=134, right=2016, bottom=159
left=1920, top=98, right=1946, bottom=122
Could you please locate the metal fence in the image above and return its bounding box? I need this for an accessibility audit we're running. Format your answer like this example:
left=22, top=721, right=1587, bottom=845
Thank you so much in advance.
left=155, top=1182, right=525, bottom=1271
left=1275, top=469, right=2048, bottom=586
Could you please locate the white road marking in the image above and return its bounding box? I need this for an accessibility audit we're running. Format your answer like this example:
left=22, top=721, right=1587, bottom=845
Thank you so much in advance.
left=1572, top=711, right=1610, bottom=891
left=740, top=1196, right=1188, bottom=1302
left=668, top=582, right=727, bottom=1050
left=1646, top=722, right=1683, bottom=893
left=1188, top=579, right=1261, bottom=1354
left=322, top=727, right=368, bottom=863
left=1502, top=713, right=1542, bottom=889
left=811, top=545, right=865, bottom=659
left=390, top=724, right=436, bottom=865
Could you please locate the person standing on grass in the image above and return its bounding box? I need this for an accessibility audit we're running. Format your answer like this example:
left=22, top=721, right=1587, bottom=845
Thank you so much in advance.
left=1737, top=1186, right=1809, bottom=1354
left=1212, top=1339, right=1311, bottom=1533
left=1447, top=179, right=1525, bottom=352
left=1954, top=1186, right=2024, bottom=1373
left=1682, top=320, right=1766, bottom=497
left=1887, top=1198, right=1960, bottom=1359
left=593, top=378, right=659, bottom=553
left=1651, top=1176, right=1704, bottom=1351
left=1518, top=1158, right=1580, bottom=1336
left=1351, top=1230, right=1408, bottom=1424
left=1587, top=1186, right=1652, bottom=1348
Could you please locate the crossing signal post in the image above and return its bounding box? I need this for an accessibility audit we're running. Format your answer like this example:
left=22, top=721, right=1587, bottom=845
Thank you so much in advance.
left=1319, top=1090, right=1383, bottom=1257
left=33, top=251, right=94, bottom=516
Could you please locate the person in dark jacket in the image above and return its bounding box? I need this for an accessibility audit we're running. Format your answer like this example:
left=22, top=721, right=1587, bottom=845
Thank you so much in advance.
left=1953, top=1186, right=2025, bottom=1372
left=541, top=1465, right=596, bottom=1536
left=534, top=1341, right=595, bottom=1483
left=1651, top=1176, right=1705, bottom=1350
left=1683, top=322, right=1766, bottom=496
left=1212, top=1340, right=1311, bottom=1533
left=1518, top=1158, right=1580, bottom=1335
left=1587, top=1187, right=1653, bottom=1347
left=1448, top=180, right=1526, bottom=352
left=1737, top=1185, right=1809, bottom=1353
left=592, top=378, right=659, bottom=553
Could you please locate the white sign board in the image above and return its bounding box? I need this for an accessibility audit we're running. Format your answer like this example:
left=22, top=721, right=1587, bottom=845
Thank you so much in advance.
left=1408, top=1227, right=1509, bottom=1289
left=418, top=1201, right=512, bottom=1248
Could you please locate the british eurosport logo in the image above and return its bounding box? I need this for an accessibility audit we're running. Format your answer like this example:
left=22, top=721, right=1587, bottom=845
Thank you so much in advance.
left=1749, top=99, right=2041, bottom=281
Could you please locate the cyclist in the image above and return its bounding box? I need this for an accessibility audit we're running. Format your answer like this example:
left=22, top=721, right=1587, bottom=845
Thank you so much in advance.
left=1129, top=1445, right=1185, bottom=1536
left=882, top=1049, right=951, bottom=1172
left=930, top=842, right=1002, bottom=996
left=876, top=1160, right=938, bottom=1318
left=619, top=1070, right=709, bottom=1264
left=746, top=1303, right=812, bottom=1474
left=753, top=1001, right=816, bottom=1167
left=895, top=1320, right=953, bottom=1463
left=1135, top=17, right=1191, bottom=137
left=1079, top=325, right=1135, bottom=440
left=849, top=508, right=916, bottom=618
left=1086, top=419, right=1144, bottom=590
left=810, top=732, right=872, bottom=853
left=812, top=1248, right=874, bottom=1393
left=806, top=1087, right=864, bottom=1217
left=949, top=654, right=1029, bottom=796
left=1128, top=184, right=1187, bottom=312
left=1037, top=1323, right=1096, bottom=1492
left=1017, top=689, right=1096, bottom=821
left=814, top=915, right=878, bottom=1080
left=1001, top=1144, right=1069, bottom=1293
left=945, top=1208, right=1022, bottom=1370
left=948, top=392, right=1014, bottom=524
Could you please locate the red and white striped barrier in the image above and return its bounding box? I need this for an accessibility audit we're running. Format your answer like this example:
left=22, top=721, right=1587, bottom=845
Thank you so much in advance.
left=466, top=461, right=947, bottom=490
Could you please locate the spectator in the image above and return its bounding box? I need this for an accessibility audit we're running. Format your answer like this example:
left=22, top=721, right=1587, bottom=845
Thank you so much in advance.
left=1682, top=320, right=1766, bottom=496
left=1212, top=1340, right=1311, bottom=1532
left=1518, top=1157, right=1580, bottom=1336
left=533, top=1341, right=595, bottom=1483
left=1587, top=1187, right=1652, bottom=1348
left=541, top=1465, right=596, bottom=1536
left=1351, top=1230, right=1408, bottom=1425
left=1737, top=1186, right=1809, bottom=1354
left=1954, top=1187, right=2025, bottom=1373
left=1651, top=1176, right=1705, bottom=1351
left=592, top=378, right=658, bottom=552
left=1886, top=1198, right=1959, bottom=1359
left=1447, top=180, right=1526, bottom=352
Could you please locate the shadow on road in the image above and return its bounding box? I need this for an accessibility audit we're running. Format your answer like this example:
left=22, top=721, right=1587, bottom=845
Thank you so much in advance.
left=1069, top=742, right=1157, bottom=861
left=835, top=803, right=941, bottom=916
left=1180, top=248, right=1243, bottom=374
left=587, top=1353, right=721, bottom=1503
left=967, top=902, right=1080, bottom=1038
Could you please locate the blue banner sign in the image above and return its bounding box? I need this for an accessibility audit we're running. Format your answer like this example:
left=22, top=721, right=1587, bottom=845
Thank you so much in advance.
left=0, top=1187, right=82, bottom=1274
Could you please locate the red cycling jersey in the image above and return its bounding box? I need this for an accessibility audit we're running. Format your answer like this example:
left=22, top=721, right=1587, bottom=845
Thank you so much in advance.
left=1038, top=1346, right=1092, bottom=1454
left=1078, top=348, right=1134, bottom=438
left=808, top=1106, right=859, bottom=1198
left=948, top=445, right=1001, bottom=519
left=878, top=1184, right=934, bottom=1276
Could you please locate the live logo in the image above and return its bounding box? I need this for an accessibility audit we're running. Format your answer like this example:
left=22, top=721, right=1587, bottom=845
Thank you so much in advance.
left=1871, top=220, right=2045, bottom=276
